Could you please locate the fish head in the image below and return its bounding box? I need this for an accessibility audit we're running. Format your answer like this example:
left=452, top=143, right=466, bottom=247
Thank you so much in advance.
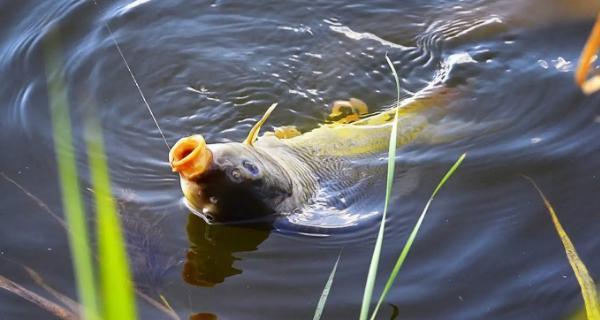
left=169, top=134, right=292, bottom=223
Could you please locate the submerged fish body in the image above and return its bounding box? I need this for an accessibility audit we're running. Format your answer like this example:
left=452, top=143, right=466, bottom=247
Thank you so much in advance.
left=170, top=85, right=454, bottom=223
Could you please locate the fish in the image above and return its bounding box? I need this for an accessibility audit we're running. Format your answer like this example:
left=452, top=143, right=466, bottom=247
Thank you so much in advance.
left=169, top=83, right=456, bottom=223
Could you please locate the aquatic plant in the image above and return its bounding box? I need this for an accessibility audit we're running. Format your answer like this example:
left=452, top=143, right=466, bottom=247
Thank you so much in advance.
left=312, top=250, right=342, bottom=320
left=86, top=115, right=137, bottom=320
left=369, top=153, right=465, bottom=320
left=357, top=54, right=466, bottom=320
left=358, top=54, right=404, bottom=320
left=313, top=149, right=464, bottom=320
left=525, top=177, right=600, bottom=320
left=44, top=28, right=100, bottom=320
left=309, top=53, right=466, bottom=320
left=44, top=27, right=137, bottom=320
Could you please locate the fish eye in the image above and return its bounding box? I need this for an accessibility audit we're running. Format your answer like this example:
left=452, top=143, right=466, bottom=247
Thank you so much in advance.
left=242, top=160, right=260, bottom=176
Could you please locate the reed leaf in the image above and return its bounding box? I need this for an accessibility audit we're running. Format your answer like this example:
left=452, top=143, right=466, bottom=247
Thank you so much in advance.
left=45, top=25, right=137, bottom=320
left=359, top=54, right=402, bottom=320
left=86, top=115, right=137, bottom=320
left=313, top=250, right=343, bottom=320
left=44, top=28, right=100, bottom=320
left=525, top=177, right=600, bottom=320
left=369, top=153, right=466, bottom=320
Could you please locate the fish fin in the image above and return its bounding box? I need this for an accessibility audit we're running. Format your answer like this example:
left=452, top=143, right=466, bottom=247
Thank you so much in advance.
left=349, top=98, right=368, bottom=114
left=327, top=98, right=369, bottom=124
left=243, top=103, right=278, bottom=146
left=576, top=12, right=600, bottom=95
left=273, top=126, right=301, bottom=139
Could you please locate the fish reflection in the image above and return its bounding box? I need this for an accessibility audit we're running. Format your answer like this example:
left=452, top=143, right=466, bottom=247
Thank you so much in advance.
left=183, top=214, right=271, bottom=287
left=189, top=313, right=218, bottom=320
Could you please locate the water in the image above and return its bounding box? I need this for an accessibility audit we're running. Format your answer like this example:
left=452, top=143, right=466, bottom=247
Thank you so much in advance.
left=1, top=0, right=600, bottom=319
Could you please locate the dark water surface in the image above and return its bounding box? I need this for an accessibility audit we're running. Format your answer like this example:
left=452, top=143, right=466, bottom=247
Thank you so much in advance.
left=1, top=0, right=600, bottom=319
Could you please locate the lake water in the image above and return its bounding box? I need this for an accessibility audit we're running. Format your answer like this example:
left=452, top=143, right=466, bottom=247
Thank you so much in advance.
left=1, top=0, right=600, bottom=319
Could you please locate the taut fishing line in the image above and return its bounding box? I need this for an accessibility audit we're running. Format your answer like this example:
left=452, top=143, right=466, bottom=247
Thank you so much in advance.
left=91, top=0, right=170, bottom=150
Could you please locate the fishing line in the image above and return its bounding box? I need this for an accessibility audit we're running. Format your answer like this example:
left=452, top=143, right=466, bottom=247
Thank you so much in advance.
left=91, top=0, right=170, bottom=150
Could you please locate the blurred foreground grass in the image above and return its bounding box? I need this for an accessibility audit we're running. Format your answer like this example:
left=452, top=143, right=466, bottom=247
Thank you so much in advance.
left=44, top=26, right=136, bottom=320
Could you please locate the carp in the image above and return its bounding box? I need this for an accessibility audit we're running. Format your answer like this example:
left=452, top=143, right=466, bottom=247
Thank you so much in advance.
left=169, top=83, right=456, bottom=223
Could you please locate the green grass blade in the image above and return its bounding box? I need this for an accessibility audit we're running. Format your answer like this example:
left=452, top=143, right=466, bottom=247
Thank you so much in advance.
left=525, top=177, right=600, bottom=320
left=44, top=29, right=100, bottom=320
left=359, top=54, right=402, bottom=320
left=86, top=115, right=138, bottom=320
left=370, top=153, right=466, bottom=320
left=313, top=250, right=343, bottom=320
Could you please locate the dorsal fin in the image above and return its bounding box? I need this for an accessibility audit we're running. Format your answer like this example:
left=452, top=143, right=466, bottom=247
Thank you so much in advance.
left=243, top=103, right=278, bottom=146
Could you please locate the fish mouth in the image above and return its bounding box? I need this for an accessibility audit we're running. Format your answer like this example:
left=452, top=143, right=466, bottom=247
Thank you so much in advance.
left=170, top=134, right=219, bottom=223
left=169, top=134, right=213, bottom=179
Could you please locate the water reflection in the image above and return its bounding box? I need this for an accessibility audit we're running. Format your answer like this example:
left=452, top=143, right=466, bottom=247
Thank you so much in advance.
left=183, top=214, right=271, bottom=287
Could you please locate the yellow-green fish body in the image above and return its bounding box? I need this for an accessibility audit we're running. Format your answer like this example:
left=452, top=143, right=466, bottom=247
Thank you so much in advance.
left=170, top=85, right=453, bottom=222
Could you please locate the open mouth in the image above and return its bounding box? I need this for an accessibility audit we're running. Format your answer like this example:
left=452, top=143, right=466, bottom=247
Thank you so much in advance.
left=169, top=134, right=213, bottom=179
